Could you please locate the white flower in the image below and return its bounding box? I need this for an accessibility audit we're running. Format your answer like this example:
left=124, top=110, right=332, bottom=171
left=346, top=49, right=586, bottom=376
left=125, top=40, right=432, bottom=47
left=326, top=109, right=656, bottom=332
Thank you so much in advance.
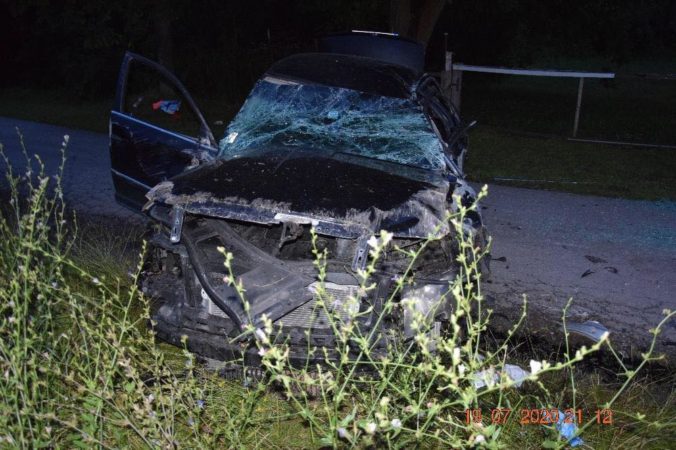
left=474, top=434, right=486, bottom=444
left=365, top=422, right=377, bottom=434
left=254, top=328, right=269, bottom=344
left=529, top=360, right=543, bottom=375
left=367, top=235, right=379, bottom=249
left=337, top=427, right=349, bottom=438
left=390, top=418, right=402, bottom=429
left=380, top=230, right=393, bottom=245
left=92, top=277, right=100, bottom=285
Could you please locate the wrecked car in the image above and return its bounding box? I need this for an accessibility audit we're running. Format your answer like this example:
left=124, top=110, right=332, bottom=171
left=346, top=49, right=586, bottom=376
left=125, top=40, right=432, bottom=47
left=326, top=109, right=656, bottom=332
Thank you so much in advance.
left=109, top=33, right=487, bottom=365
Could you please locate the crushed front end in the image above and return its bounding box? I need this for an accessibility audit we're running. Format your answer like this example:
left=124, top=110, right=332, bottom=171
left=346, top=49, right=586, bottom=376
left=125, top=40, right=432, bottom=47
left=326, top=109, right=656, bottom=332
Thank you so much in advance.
left=142, top=171, right=486, bottom=366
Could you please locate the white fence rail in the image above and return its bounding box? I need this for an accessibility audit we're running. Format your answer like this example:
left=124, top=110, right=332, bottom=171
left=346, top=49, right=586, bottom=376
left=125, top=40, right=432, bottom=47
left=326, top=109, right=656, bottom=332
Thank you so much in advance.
left=445, top=52, right=616, bottom=137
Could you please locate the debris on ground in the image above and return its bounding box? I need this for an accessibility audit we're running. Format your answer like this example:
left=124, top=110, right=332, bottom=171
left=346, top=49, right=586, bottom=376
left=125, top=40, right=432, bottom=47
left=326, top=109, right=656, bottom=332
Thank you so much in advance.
left=585, top=255, right=608, bottom=264
left=554, top=408, right=584, bottom=447
left=566, top=320, right=609, bottom=343
left=472, top=364, right=530, bottom=389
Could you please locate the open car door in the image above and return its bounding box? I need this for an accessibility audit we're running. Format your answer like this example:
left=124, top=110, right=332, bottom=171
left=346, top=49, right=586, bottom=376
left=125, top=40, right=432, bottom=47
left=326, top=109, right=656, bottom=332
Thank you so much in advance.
left=110, top=52, right=216, bottom=211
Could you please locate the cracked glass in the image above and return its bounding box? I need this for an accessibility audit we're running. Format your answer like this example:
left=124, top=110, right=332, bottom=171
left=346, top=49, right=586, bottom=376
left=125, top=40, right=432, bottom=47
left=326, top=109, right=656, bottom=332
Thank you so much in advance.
left=218, top=77, right=445, bottom=170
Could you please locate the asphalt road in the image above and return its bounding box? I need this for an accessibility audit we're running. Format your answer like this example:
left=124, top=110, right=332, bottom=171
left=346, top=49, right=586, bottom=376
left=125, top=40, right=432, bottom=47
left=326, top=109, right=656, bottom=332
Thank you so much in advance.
left=1, top=116, right=674, bottom=360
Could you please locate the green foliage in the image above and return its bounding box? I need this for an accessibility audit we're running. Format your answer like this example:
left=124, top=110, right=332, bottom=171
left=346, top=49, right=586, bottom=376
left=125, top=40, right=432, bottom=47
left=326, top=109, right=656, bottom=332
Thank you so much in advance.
left=0, top=138, right=287, bottom=448
left=229, top=187, right=607, bottom=448
left=465, top=126, right=676, bottom=200
left=0, top=138, right=673, bottom=448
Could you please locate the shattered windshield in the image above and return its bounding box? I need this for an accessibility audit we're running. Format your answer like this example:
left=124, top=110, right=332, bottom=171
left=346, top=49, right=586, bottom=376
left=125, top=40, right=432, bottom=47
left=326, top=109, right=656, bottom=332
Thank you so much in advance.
left=218, top=77, right=445, bottom=170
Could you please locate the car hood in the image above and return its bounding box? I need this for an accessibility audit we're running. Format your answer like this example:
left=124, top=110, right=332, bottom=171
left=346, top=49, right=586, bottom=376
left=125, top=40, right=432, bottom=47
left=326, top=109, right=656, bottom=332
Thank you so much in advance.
left=145, top=150, right=453, bottom=239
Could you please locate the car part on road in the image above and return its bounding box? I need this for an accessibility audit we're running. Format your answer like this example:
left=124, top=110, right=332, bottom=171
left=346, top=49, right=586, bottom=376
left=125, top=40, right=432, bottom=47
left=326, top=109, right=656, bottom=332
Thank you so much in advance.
left=567, top=320, right=609, bottom=343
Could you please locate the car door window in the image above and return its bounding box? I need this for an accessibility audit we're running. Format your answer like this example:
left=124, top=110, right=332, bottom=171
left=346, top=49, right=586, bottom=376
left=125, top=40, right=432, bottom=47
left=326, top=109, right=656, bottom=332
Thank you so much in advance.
left=123, top=60, right=202, bottom=138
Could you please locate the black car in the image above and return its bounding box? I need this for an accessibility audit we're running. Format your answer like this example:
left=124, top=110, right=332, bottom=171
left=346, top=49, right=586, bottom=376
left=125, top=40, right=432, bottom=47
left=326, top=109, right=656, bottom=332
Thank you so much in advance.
left=109, top=33, right=487, bottom=365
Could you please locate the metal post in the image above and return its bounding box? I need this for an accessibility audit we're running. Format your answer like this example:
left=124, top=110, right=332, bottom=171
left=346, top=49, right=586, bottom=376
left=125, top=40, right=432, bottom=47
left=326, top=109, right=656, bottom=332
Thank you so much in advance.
left=573, top=77, right=584, bottom=137
left=451, top=68, right=462, bottom=111
left=442, top=50, right=453, bottom=104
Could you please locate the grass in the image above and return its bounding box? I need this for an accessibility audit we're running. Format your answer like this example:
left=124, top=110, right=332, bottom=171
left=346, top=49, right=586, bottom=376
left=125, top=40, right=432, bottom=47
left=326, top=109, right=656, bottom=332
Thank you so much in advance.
left=461, top=53, right=676, bottom=143
left=462, top=75, right=676, bottom=144
left=465, top=126, right=676, bottom=199
left=457, top=55, right=676, bottom=199
left=0, top=140, right=674, bottom=448
left=0, top=88, right=111, bottom=133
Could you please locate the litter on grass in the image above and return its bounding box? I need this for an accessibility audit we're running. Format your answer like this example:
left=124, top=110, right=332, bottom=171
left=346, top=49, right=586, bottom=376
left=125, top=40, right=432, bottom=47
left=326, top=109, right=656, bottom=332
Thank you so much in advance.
left=472, top=363, right=530, bottom=389
left=554, top=408, right=584, bottom=447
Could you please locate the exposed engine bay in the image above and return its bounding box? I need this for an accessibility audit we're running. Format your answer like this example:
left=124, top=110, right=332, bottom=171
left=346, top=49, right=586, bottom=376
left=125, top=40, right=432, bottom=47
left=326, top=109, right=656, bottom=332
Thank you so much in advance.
left=143, top=202, right=477, bottom=365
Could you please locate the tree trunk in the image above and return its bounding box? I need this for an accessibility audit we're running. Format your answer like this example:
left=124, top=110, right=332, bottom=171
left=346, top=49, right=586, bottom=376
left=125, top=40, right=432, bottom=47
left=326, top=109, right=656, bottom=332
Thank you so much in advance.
left=152, top=7, right=174, bottom=71
left=389, top=0, right=448, bottom=45
left=390, top=0, right=412, bottom=36
left=414, top=0, right=447, bottom=45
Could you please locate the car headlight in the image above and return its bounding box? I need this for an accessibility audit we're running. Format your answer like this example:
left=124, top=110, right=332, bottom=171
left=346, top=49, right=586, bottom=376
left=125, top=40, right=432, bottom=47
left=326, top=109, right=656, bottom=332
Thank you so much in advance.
left=401, top=283, right=449, bottom=340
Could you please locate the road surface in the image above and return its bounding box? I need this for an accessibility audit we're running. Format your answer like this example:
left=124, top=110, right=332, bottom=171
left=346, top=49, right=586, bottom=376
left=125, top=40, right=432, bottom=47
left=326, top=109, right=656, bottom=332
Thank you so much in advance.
left=1, top=116, right=674, bottom=360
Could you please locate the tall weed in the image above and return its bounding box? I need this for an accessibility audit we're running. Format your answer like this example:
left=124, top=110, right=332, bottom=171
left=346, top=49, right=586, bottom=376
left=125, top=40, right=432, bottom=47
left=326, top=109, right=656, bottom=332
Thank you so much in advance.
left=0, top=137, right=672, bottom=448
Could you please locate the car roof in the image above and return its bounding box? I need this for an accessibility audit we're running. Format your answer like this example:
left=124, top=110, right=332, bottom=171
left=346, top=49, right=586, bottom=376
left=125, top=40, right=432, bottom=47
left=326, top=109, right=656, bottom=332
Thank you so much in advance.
left=265, top=53, right=420, bottom=99
left=319, top=32, right=426, bottom=73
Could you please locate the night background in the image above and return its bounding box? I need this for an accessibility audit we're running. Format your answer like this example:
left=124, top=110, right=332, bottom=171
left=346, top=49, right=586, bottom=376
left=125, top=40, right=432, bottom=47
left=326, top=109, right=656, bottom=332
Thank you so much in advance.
left=2, top=0, right=676, bottom=199
left=3, top=0, right=676, bottom=98
left=0, top=1, right=675, bottom=448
